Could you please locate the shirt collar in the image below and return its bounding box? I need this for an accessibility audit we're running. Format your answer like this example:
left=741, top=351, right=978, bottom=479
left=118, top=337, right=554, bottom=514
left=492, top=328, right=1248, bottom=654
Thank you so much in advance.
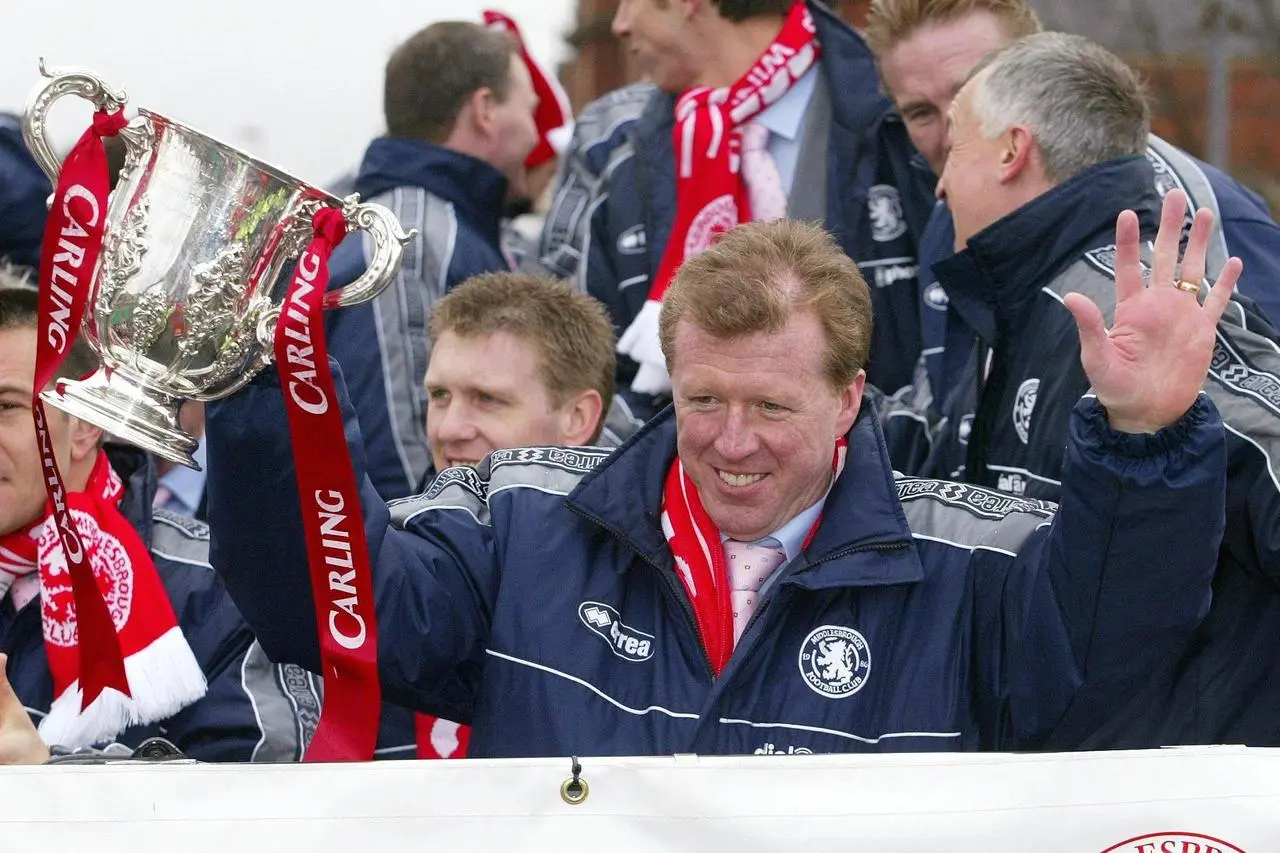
left=720, top=478, right=832, bottom=565
left=752, top=63, right=819, bottom=143
left=158, top=440, right=208, bottom=515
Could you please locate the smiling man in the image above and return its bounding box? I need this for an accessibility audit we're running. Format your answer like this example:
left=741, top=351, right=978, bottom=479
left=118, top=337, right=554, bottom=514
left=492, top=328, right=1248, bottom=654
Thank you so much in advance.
left=206, top=212, right=1232, bottom=757
left=380, top=271, right=621, bottom=761
left=0, top=284, right=314, bottom=764
left=421, top=272, right=618, bottom=479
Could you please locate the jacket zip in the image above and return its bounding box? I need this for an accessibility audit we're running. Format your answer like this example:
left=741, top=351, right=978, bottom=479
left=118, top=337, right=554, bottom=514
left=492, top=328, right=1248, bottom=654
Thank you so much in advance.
left=567, top=504, right=716, bottom=680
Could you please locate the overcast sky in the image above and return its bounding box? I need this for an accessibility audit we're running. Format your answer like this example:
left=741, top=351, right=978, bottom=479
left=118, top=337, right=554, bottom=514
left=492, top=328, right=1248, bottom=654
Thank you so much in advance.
left=1, top=0, right=578, bottom=188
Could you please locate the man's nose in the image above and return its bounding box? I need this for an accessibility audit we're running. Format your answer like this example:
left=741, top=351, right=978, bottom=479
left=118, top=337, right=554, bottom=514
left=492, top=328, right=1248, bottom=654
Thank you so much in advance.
left=433, top=401, right=476, bottom=443
left=612, top=0, right=631, bottom=37
left=713, top=406, right=760, bottom=460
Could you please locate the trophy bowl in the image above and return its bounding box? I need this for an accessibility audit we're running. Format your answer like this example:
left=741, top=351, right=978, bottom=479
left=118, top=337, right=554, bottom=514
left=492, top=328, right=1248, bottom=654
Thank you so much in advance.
left=23, top=60, right=414, bottom=468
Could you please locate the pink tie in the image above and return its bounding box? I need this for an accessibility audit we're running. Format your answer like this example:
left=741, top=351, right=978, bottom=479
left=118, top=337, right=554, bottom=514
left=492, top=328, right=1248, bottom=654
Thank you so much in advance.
left=152, top=484, right=173, bottom=511
left=724, top=538, right=788, bottom=644
left=740, top=123, right=788, bottom=222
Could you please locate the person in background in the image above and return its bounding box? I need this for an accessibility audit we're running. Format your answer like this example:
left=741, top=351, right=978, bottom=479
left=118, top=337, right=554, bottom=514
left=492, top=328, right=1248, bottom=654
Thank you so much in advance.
left=537, top=0, right=936, bottom=419
left=0, top=283, right=317, bottom=764
left=864, top=0, right=1280, bottom=407
left=0, top=115, right=51, bottom=272
left=326, top=21, right=540, bottom=502
left=483, top=9, right=577, bottom=271
left=879, top=31, right=1280, bottom=749
left=380, top=270, right=621, bottom=760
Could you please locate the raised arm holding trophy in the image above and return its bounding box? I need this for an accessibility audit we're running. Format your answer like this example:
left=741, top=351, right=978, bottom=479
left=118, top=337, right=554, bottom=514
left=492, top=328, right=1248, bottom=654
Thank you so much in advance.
left=16, top=60, right=413, bottom=760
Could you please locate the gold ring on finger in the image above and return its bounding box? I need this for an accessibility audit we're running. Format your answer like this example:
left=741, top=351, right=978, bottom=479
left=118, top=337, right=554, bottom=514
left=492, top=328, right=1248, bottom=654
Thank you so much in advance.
left=1174, top=279, right=1202, bottom=295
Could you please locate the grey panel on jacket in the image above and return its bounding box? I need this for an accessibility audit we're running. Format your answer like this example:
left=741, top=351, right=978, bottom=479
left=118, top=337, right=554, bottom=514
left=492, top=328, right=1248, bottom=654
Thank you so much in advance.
left=896, top=477, right=1055, bottom=556
left=389, top=445, right=611, bottom=528
left=366, top=186, right=457, bottom=493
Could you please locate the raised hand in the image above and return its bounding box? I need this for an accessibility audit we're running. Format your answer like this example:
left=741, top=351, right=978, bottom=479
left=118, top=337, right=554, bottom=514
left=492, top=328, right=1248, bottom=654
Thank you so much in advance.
left=1064, top=188, right=1242, bottom=434
left=0, top=654, right=50, bottom=765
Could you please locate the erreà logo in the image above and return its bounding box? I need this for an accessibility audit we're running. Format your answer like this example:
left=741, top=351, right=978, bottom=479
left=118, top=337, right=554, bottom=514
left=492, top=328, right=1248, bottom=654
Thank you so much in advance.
left=578, top=601, right=654, bottom=662
left=1099, top=832, right=1247, bottom=853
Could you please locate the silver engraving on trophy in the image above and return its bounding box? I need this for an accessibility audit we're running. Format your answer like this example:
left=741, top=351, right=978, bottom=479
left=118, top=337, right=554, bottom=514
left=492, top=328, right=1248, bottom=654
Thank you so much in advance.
left=23, top=60, right=416, bottom=468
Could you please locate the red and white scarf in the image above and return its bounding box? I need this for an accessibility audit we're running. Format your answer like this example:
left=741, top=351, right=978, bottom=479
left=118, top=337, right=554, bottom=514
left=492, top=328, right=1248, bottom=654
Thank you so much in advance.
left=616, top=1, right=820, bottom=395
left=484, top=9, right=574, bottom=170
left=660, top=438, right=846, bottom=674
left=0, top=452, right=206, bottom=747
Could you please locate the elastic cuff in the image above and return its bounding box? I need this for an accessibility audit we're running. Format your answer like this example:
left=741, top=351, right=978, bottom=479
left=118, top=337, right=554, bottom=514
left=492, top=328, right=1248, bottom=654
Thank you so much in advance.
left=1074, top=394, right=1217, bottom=461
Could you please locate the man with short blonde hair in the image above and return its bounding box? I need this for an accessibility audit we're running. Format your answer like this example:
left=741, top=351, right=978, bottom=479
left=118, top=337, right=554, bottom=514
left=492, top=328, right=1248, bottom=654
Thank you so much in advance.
left=205, top=212, right=1235, bottom=757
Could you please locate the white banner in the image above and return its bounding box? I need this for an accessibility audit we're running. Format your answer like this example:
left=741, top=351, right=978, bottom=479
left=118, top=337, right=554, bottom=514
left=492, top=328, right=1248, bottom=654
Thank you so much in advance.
left=1, top=747, right=1276, bottom=851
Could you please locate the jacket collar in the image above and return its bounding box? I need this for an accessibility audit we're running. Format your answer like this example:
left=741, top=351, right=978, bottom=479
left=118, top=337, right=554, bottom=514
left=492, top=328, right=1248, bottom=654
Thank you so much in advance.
left=104, top=443, right=159, bottom=549
left=354, top=137, right=508, bottom=244
left=566, top=401, right=923, bottom=589
left=934, top=156, right=1161, bottom=343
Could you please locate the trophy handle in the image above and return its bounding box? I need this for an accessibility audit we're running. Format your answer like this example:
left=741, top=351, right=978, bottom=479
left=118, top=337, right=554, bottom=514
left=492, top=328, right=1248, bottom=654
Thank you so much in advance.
left=22, top=58, right=128, bottom=186
left=321, top=196, right=416, bottom=309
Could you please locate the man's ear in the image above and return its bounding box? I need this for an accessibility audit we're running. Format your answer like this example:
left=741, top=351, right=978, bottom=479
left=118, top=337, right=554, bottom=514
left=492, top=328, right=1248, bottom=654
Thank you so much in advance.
left=467, top=86, right=498, bottom=138
left=835, top=370, right=867, bottom=437
left=68, top=416, right=102, bottom=465
left=559, top=389, right=605, bottom=447
left=998, top=125, right=1036, bottom=185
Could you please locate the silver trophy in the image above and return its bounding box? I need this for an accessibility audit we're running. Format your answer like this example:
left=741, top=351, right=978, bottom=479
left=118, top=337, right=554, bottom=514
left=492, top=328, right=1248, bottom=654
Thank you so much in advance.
left=23, top=61, right=414, bottom=468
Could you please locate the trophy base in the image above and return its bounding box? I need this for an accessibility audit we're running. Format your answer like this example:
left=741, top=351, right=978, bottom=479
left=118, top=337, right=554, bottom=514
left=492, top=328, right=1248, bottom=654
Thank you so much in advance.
left=41, top=369, right=201, bottom=470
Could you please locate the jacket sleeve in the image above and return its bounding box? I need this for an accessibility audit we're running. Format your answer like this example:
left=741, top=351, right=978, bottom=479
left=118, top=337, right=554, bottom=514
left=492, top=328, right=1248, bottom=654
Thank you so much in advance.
left=205, top=361, right=497, bottom=718
left=864, top=371, right=941, bottom=477
left=0, top=116, right=52, bottom=271
left=161, top=624, right=322, bottom=764
left=976, top=394, right=1226, bottom=749
left=534, top=122, right=599, bottom=284
left=1220, top=215, right=1280, bottom=328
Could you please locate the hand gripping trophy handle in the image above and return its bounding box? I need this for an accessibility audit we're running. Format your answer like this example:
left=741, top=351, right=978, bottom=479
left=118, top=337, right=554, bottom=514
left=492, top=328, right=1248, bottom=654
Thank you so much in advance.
left=21, top=60, right=416, bottom=470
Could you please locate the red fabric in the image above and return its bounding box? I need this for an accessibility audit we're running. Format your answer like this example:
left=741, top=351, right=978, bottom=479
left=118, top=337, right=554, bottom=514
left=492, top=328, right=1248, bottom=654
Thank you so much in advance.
left=483, top=9, right=574, bottom=170
left=660, top=438, right=847, bottom=675
left=646, top=1, right=820, bottom=303
left=0, top=453, right=188, bottom=711
left=33, top=107, right=130, bottom=707
left=275, top=207, right=383, bottom=762
left=415, top=713, right=471, bottom=760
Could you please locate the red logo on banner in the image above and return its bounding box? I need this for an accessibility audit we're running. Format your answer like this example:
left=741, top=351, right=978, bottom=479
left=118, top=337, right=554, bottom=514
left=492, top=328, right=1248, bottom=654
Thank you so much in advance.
left=1100, top=832, right=1247, bottom=853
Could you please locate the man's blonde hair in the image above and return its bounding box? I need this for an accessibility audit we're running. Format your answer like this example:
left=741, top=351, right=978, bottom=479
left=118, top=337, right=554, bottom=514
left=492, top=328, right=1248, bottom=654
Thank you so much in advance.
left=658, top=220, right=872, bottom=392
left=864, top=0, right=1042, bottom=57
left=429, top=272, right=616, bottom=442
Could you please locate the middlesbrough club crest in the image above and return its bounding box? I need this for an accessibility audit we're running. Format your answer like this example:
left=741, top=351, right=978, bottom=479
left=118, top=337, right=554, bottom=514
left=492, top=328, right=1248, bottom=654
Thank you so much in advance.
left=798, top=625, right=871, bottom=699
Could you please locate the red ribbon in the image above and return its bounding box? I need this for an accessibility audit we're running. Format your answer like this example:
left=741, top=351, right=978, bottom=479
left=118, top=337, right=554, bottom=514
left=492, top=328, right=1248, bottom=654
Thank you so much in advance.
left=275, top=207, right=383, bottom=761
left=34, top=108, right=131, bottom=708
